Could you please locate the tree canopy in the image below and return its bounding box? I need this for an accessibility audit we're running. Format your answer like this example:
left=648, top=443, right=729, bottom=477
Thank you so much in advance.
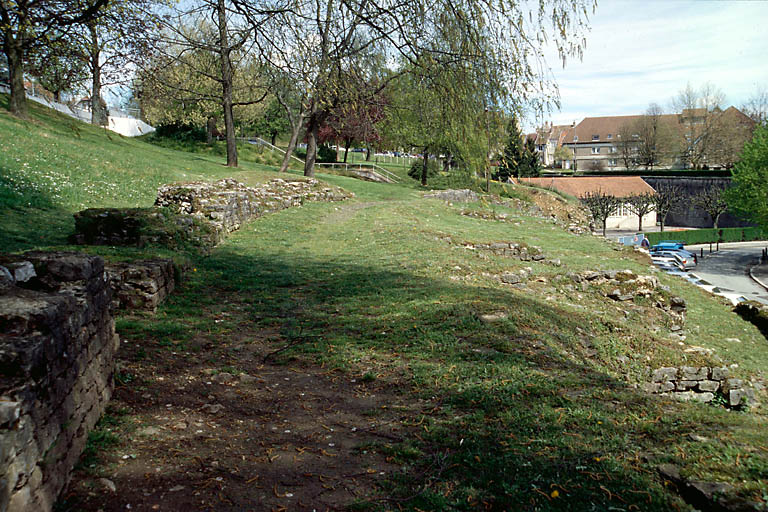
left=726, top=124, right=768, bottom=229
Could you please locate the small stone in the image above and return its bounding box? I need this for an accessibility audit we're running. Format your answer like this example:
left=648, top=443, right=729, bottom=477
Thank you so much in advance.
left=201, top=403, right=225, bottom=415
left=238, top=373, right=257, bottom=384
left=6, top=261, right=36, bottom=283
left=172, top=421, right=188, bottom=430
left=670, top=296, right=687, bottom=311
left=0, top=266, right=15, bottom=290
left=607, top=288, right=621, bottom=300
left=138, top=426, right=162, bottom=436
left=688, top=433, right=709, bottom=442
left=99, top=478, right=117, bottom=493
left=168, top=485, right=186, bottom=492
left=643, top=382, right=661, bottom=393
left=213, top=372, right=234, bottom=384
left=500, top=272, right=522, bottom=285
left=724, top=337, right=741, bottom=343
left=567, top=272, right=583, bottom=283
left=670, top=325, right=682, bottom=332
left=584, top=271, right=601, bottom=281
left=479, top=312, right=508, bottom=323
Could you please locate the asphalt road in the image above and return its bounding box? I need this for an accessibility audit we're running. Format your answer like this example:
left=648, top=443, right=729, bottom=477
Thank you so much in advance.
left=688, top=241, right=768, bottom=305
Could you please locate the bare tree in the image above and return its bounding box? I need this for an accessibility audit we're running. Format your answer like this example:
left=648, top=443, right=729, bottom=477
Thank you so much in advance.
left=652, top=182, right=684, bottom=232
left=672, top=82, right=727, bottom=169
left=693, top=183, right=729, bottom=230
left=615, top=124, right=637, bottom=170
left=580, top=191, right=621, bottom=236
left=626, top=192, right=656, bottom=231
left=740, top=86, right=768, bottom=125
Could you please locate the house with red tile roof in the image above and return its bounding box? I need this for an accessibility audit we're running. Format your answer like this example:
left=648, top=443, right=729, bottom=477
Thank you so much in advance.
left=519, top=176, right=657, bottom=230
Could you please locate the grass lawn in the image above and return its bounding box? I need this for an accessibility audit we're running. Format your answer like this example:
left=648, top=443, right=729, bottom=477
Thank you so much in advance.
left=2, top=97, right=767, bottom=511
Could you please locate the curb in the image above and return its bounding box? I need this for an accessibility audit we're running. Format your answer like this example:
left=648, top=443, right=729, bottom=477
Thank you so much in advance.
left=748, top=264, right=768, bottom=292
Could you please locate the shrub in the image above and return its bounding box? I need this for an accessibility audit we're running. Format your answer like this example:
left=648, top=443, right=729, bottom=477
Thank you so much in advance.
left=294, top=147, right=307, bottom=159
left=408, top=159, right=439, bottom=181
left=644, top=227, right=767, bottom=245
left=317, top=144, right=336, bottom=163
left=153, top=123, right=207, bottom=142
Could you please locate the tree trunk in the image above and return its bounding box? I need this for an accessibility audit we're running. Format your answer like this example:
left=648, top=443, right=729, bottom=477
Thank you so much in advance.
left=304, top=110, right=319, bottom=177
left=206, top=117, right=216, bottom=144
left=420, top=152, right=429, bottom=186
left=602, top=219, right=607, bottom=237
left=217, top=0, right=237, bottom=167
left=343, top=138, right=352, bottom=163
left=279, top=117, right=303, bottom=173
left=271, top=132, right=277, bottom=146
left=638, top=213, right=643, bottom=232
left=53, top=90, right=61, bottom=103
left=89, top=24, right=108, bottom=126
left=4, top=27, right=28, bottom=117
left=365, top=145, right=372, bottom=161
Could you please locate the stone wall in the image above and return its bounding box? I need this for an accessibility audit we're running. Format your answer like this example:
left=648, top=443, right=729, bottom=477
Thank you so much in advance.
left=645, top=366, right=760, bottom=407
left=0, top=252, right=119, bottom=512
left=105, top=259, right=177, bottom=312
left=155, top=177, right=351, bottom=235
left=71, top=178, right=351, bottom=251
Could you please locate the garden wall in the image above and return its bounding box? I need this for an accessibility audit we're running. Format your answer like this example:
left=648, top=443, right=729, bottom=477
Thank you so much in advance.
left=0, top=252, right=119, bottom=512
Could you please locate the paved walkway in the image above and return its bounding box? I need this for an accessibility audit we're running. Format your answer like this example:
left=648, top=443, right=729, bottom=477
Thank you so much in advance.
left=686, top=241, right=768, bottom=305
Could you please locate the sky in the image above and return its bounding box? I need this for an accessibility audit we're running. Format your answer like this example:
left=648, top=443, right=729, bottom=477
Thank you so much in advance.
left=524, top=0, right=768, bottom=132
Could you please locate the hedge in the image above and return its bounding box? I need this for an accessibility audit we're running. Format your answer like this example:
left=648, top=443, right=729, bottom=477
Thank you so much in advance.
left=645, top=227, right=768, bottom=245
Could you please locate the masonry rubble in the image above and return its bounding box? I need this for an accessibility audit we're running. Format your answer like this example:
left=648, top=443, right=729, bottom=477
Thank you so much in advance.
left=0, top=252, right=119, bottom=512
left=105, top=259, right=179, bottom=312
left=645, top=366, right=760, bottom=407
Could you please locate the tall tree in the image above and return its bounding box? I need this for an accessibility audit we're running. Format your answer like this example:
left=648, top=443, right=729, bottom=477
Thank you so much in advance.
left=142, top=2, right=275, bottom=166
left=496, top=118, right=525, bottom=181
left=725, top=124, right=768, bottom=229
left=0, top=0, right=109, bottom=117
left=672, top=82, right=726, bottom=169
left=615, top=123, right=637, bottom=170
left=75, top=0, right=155, bottom=126
left=26, top=37, right=88, bottom=102
left=257, top=0, right=592, bottom=177
left=634, top=103, right=674, bottom=170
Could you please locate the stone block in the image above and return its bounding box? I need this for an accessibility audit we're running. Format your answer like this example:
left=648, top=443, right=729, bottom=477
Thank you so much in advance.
left=697, top=380, right=720, bottom=393
left=675, top=380, right=697, bottom=391
left=680, top=366, right=708, bottom=381
left=722, top=378, right=743, bottom=393
left=711, top=367, right=730, bottom=381
left=658, top=381, right=675, bottom=393
left=651, top=367, right=678, bottom=382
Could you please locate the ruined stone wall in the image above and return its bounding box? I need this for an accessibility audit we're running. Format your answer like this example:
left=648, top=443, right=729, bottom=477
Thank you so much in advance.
left=0, top=252, right=119, bottom=512
left=155, top=177, right=351, bottom=235
left=105, top=259, right=177, bottom=312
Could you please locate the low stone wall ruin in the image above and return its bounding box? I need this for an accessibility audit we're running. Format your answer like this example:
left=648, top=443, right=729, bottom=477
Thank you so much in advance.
left=71, top=178, right=352, bottom=251
left=0, top=252, right=119, bottom=512
left=155, top=177, right=351, bottom=235
left=645, top=367, right=759, bottom=407
left=105, top=259, right=178, bottom=312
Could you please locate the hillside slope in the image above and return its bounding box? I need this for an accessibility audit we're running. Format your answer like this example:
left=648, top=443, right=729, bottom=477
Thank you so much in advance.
left=1, top=99, right=767, bottom=511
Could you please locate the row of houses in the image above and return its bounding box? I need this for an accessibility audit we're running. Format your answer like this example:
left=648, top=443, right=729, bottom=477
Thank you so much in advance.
left=529, top=106, right=756, bottom=171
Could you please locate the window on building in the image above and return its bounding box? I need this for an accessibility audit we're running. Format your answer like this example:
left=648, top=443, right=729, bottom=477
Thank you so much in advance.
left=591, top=147, right=600, bottom=154
left=610, top=146, right=617, bottom=153
left=592, top=134, right=599, bottom=140
left=607, top=134, right=612, bottom=139
left=609, top=159, right=617, bottom=166
left=632, top=134, right=639, bottom=139
left=573, top=136, right=578, bottom=142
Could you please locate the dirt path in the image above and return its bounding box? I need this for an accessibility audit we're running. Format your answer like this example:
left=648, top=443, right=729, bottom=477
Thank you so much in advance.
left=61, top=328, right=418, bottom=511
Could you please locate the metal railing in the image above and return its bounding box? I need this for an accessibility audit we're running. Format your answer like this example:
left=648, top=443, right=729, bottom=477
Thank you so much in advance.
left=314, top=161, right=400, bottom=183
left=237, top=137, right=305, bottom=165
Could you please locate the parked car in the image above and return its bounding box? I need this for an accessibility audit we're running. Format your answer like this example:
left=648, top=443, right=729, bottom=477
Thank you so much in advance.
left=651, top=252, right=686, bottom=271
left=651, top=250, right=695, bottom=270
left=651, top=241, right=685, bottom=251
left=650, top=244, right=697, bottom=265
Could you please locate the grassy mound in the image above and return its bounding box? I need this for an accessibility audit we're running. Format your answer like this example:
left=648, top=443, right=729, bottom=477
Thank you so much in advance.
left=2, top=97, right=767, bottom=511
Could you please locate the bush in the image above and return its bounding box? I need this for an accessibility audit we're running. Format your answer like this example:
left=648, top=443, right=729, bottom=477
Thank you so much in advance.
left=645, top=227, right=767, bottom=245
left=153, top=123, right=207, bottom=143
left=408, top=159, right=439, bottom=181
left=294, top=147, right=307, bottom=159
left=317, top=144, right=336, bottom=163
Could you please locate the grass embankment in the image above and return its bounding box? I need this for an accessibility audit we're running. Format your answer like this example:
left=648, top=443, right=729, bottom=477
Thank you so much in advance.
left=2, top=98, right=767, bottom=511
